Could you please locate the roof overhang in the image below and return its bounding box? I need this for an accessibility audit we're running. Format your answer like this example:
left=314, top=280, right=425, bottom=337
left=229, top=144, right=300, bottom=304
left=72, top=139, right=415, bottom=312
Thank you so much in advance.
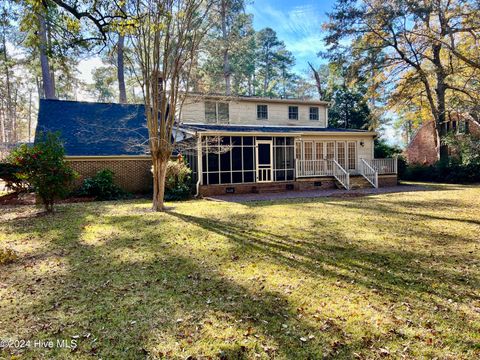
left=194, top=130, right=377, bottom=137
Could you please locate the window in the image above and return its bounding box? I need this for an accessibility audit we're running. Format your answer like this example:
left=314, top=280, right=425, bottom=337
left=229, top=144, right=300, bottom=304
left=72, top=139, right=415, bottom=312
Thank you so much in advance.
left=257, top=105, right=268, bottom=120
left=303, top=142, right=313, bottom=160
left=288, top=106, right=298, bottom=120
left=315, top=142, right=324, bottom=160
left=205, top=101, right=217, bottom=123
left=205, top=101, right=229, bottom=124
left=458, top=120, right=467, bottom=134
left=347, top=142, right=356, bottom=170
left=326, top=142, right=335, bottom=160
left=336, top=142, right=346, bottom=168
left=310, top=107, right=319, bottom=120
left=218, top=103, right=229, bottom=124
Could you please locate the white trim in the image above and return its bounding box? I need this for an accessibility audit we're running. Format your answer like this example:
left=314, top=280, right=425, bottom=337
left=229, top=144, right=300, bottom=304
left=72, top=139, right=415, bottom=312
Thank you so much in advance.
left=192, top=130, right=376, bottom=137
left=255, top=140, right=274, bottom=183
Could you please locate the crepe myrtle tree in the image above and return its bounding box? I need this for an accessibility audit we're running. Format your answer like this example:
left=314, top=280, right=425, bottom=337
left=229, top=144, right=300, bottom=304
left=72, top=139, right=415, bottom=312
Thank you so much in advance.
left=128, top=0, right=212, bottom=211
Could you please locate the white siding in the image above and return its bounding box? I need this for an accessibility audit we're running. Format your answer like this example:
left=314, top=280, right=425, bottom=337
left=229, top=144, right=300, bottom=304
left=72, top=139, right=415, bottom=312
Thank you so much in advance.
left=181, top=98, right=328, bottom=127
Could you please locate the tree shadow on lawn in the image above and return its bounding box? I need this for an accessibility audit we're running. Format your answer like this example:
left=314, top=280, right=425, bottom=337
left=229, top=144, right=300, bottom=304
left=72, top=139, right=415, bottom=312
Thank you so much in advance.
left=1, top=200, right=479, bottom=359
left=167, top=211, right=479, bottom=303
left=1, top=203, right=368, bottom=359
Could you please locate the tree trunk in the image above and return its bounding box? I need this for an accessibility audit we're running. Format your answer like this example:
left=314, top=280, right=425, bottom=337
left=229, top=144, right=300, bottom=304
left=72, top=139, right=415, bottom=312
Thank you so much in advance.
left=117, top=26, right=127, bottom=103
left=151, top=154, right=168, bottom=211
left=220, top=0, right=231, bottom=95
left=38, top=11, right=56, bottom=99
left=308, top=62, right=322, bottom=100
left=1, top=30, right=13, bottom=141
left=432, top=43, right=449, bottom=162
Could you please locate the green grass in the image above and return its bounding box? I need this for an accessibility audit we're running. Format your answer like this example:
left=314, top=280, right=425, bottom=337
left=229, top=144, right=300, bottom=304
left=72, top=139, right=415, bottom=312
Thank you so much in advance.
left=1, top=183, right=479, bottom=359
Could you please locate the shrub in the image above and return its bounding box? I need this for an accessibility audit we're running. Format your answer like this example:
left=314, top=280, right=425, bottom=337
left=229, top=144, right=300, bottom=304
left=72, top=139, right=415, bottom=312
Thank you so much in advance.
left=401, top=134, right=480, bottom=183
left=164, top=155, right=192, bottom=201
left=374, top=139, right=402, bottom=158
left=8, top=132, right=77, bottom=213
left=0, top=163, right=29, bottom=193
left=402, top=162, right=480, bottom=183
left=0, top=248, right=19, bottom=266
left=77, top=169, right=127, bottom=201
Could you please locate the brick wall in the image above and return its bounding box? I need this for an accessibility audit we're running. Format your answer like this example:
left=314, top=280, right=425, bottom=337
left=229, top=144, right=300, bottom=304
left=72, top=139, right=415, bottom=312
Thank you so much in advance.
left=406, top=119, right=480, bottom=165
left=67, top=157, right=153, bottom=194
left=405, top=121, right=438, bottom=165
left=199, top=175, right=397, bottom=196
left=378, top=175, right=398, bottom=187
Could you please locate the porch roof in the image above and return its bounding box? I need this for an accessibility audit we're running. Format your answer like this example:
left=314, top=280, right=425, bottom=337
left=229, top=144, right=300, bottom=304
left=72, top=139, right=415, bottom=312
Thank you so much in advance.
left=181, top=123, right=376, bottom=137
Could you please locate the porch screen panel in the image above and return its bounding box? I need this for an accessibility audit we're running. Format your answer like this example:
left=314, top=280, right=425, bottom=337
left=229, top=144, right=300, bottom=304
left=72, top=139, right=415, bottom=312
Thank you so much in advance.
left=347, top=142, right=356, bottom=170
left=274, top=137, right=295, bottom=181
left=336, top=142, right=346, bottom=168
left=202, top=136, right=255, bottom=185
left=295, top=141, right=302, bottom=159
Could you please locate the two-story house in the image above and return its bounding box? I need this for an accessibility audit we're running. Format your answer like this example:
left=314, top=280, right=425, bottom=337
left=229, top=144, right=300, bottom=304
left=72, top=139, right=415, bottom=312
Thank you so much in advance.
left=178, top=94, right=397, bottom=196
left=35, top=95, right=398, bottom=195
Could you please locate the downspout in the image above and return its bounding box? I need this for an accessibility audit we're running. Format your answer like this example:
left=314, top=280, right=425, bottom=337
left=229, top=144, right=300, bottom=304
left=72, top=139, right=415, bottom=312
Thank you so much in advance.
left=195, top=132, right=202, bottom=197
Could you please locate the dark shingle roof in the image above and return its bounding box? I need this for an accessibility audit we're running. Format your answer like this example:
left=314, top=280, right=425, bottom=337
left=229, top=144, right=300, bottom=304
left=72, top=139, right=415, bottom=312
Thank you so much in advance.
left=181, top=123, right=371, bottom=133
left=36, top=99, right=149, bottom=156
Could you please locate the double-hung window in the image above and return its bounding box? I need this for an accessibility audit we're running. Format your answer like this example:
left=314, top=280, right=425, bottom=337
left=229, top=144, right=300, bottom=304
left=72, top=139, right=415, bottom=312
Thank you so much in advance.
left=309, top=107, right=319, bottom=121
left=205, top=101, right=229, bottom=124
left=257, top=105, right=268, bottom=120
left=288, top=106, right=298, bottom=120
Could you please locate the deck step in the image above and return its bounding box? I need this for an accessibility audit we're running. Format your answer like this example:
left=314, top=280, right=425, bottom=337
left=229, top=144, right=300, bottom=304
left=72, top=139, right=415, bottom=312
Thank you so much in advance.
left=335, top=176, right=374, bottom=190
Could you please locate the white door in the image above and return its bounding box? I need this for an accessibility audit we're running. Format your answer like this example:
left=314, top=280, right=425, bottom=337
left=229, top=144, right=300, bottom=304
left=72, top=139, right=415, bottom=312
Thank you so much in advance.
left=256, top=140, right=273, bottom=182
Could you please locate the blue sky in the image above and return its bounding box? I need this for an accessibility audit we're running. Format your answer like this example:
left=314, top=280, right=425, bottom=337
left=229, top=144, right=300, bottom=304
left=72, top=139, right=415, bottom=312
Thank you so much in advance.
left=247, top=0, right=335, bottom=75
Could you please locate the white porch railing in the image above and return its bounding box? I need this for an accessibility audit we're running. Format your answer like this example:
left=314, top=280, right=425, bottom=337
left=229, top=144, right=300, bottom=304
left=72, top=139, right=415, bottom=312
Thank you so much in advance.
left=360, top=159, right=378, bottom=188
left=296, top=159, right=332, bottom=177
left=332, top=160, right=350, bottom=190
left=369, top=158, right=398, bottom=174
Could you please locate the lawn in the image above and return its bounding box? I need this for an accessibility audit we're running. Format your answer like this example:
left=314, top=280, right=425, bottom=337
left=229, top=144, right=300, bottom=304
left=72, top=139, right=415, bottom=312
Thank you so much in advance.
left=0, top=184, right=479, bottom=359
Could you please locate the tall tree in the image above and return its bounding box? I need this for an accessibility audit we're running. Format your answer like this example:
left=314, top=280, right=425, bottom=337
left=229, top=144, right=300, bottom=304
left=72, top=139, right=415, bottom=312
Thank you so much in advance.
left=117, top=3, right=127, bottom=103
left=37, top=10, right=56, bottom=99
left=255, top=28, right=295, bottom=97
left=129, top=0, right=211, bottom=211
left=325, top=0, right=480, bottom=162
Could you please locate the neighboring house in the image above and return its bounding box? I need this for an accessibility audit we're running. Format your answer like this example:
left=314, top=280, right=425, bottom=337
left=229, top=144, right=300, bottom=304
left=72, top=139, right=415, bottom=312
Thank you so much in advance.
left=405, top=116, right=480, bottom=165
left=36, top=95, right=398, bottom=195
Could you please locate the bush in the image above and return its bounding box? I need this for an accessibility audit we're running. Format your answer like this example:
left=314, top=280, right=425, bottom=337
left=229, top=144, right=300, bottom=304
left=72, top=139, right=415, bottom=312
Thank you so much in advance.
left=164, top=156, right=192, bottom=201
left=374, top=139, right=402, bottom=158
left=8, top=132, right=77, bottom=213
left=77, top=169, right=127, bottom=201
left=0, top=163, right=29, bottom=193
left=0, top=248, right=19, bottom=266
left=401, top=134, right=480, bottom=183
left=402, top=162, right=480, bottom=183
